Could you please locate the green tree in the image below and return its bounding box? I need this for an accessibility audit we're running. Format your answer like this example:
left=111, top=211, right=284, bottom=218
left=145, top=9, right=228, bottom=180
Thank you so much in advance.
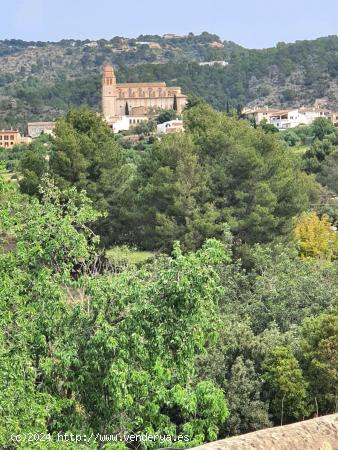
left=303, top=139, right=335, bottom=174
left=311, top=117, right=336, bottom=141
left=301, top=312, right=338, bottom=414
left=260, top=121, right=279, bottom=134
left=173, top=94, right=178, bottom=112
left=239, top=243, right=338, bottom=333
left=184, top=103, right=318, bottom=245
left=0, top=173, right=230, bottom=447
left=157, top=109, right=177, bottom=124
left=0, top=176, right=101, bottom=446
left=317, top=149, right=338, bottom=194
left=280, top=129, right=301, bottom=147
left=262, top=347, right=310, bottom=424
left=224, top=357, right=271, bottom=436
left=138, top=133, right=222, bottom=251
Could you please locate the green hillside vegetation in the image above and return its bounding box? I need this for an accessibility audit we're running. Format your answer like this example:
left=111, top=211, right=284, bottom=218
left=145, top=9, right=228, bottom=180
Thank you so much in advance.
left=1, top=161, right=338, bottom=447
left=1, top=34, right=338, bottom=130
left=1, top=103, right=338, bottom=447
left=16, top=106, right=320, bottom=250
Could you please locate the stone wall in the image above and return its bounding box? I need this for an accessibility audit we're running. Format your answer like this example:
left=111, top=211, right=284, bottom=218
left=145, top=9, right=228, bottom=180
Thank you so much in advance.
left=193, top=414, right=338, bottom=450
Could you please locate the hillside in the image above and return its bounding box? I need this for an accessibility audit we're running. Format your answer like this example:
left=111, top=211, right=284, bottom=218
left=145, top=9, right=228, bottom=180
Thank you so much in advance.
left=1, top=33, right=338, bottom=130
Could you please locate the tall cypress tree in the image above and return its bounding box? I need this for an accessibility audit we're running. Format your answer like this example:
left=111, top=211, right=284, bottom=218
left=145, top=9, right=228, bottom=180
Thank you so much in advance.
left=125, top=102, right=129, bottom=116
left=237, top=104, right=243, bottom=117
left=173, top=94, right=178, bottom=112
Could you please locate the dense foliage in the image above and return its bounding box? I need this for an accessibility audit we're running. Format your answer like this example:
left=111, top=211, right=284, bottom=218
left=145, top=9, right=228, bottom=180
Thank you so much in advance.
left=18, top=106, right=318, bottom=251
left=1, top=102, right=338, bottom=448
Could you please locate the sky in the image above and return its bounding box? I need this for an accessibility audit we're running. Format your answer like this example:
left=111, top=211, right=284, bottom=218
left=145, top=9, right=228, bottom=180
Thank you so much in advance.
left=2, top=0, right=338, bottom=49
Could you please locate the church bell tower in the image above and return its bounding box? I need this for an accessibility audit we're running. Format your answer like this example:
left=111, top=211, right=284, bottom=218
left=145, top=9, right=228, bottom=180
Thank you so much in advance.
left=102, top=64, right=117, bottom=120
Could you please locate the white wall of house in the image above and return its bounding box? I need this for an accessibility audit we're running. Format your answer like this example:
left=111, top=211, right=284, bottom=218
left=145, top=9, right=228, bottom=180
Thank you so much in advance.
left=157, top=120, right=184, bottom=134
left=111, top=116, right=130, bottom=133
left=269, top=109, right=306, bottom=129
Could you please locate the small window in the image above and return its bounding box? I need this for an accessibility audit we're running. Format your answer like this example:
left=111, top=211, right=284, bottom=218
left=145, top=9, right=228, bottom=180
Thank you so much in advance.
left=0, top=136, right=2, bottom=140
left=4, top=135, right=9, bottom=140
left=10, top=135, right=14, bottom=140
left=10, top=142, right=14, bottom=145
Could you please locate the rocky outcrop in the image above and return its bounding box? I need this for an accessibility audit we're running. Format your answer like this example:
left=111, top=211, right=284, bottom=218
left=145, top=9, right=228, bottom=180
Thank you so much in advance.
left=193, top=414, right=338, bottom=450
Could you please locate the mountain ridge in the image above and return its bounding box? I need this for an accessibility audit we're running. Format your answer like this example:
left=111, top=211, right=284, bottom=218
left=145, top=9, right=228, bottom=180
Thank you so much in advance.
left=1, top=32, right=338, bottom=130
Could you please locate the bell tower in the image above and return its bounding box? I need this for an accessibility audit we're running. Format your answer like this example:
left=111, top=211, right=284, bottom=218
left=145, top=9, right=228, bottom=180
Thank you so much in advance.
left=102, top=64, right=117, bottom=120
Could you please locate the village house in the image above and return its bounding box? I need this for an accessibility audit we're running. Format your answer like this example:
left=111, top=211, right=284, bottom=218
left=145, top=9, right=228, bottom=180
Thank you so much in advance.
left=27, top=122, right=56, bottom=138
left=243, top=106, right=335, bottom=129
left=157, top=119, right=184, bottom=134
left=199, top=61, right=228, bottom=67
left=242, top=107, right=281, bottom=124
left=0, top=130, right=21, bottom=148
left=330, top=112, right=338, bottom=126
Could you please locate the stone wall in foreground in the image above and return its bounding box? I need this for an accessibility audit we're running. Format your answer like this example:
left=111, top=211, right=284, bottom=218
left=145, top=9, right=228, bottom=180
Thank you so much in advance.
left=193, top=414, right=338, bottom=450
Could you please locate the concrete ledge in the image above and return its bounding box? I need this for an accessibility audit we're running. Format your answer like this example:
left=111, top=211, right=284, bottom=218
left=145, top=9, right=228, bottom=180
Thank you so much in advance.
left=193, top=414, right=338, bottom=450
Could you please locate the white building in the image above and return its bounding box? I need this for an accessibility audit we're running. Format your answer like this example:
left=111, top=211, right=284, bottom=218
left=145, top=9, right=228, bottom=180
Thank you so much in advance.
left=157, top=120, right=184, bottom=134
left=269, top=109, right=305, bottom=129
left=242, top=107, right=281, bottom=124
left=163, top=33, right=184, bottom=39
left=199, top=61, right=228, bottom=67
left=84, top=41, right=98, bottom=48
left=109, top=115, right=149, bottom=133
left=243, top=106, right=333, bottom=130
left=27, top=122, right=55, bottom=138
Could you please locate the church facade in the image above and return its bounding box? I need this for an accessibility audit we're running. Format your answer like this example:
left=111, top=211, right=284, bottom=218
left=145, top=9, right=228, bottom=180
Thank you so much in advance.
left=102, top=65, right=188, bottom=124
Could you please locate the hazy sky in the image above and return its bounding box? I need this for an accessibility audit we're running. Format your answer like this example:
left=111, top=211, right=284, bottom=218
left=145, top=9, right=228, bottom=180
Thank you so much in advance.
left=2, top=0, right=338, bottom=48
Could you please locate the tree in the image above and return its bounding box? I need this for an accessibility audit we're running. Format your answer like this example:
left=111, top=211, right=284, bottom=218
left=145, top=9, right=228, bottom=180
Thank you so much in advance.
left=236, top=104, right=243, bottom=117
left=17, top=135, right=52, bottom=195
left=69, top=239, right=230, bottom=444
left=23, top=108, right=138, bottom=247
left=301, top=312, right=338, bottom=414
left=173, top=94, right=178, bottom=112
left=302, top=139, right=334, bottom=174
left=157, top=109, right=177, bottom=124
left=262, top=347, right=310, bottom=424
left=294, top=212, right=338, bottom=261
left=242, top=243, right=338, bottom=333
left=138, top=133, right=222, bottom=251
left=183, top=103, right=318, bottom=245
left=280, top=129, right=301, bottom=147
left=311, top=117, right=336, bottom=141
left=0, top=177, right=101, bottom=446
left=317, top=149, right=338, bottom=194
left=260, top=121, right=279, bottom=134
left=185, top=95, right=207, bottom=109
left=0, top=172, right=230, bottom=447
left=125, top=101, right=129, bottom=115
left=224, top=357, right=271, bottom=436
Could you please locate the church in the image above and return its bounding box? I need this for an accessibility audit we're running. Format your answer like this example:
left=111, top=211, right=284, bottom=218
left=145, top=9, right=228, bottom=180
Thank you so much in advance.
left=102, top=64, right=187, bottom=129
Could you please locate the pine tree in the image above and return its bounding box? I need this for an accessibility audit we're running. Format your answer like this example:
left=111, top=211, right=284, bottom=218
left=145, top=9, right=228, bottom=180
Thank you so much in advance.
left=173, top=94, right=178, bottom=112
